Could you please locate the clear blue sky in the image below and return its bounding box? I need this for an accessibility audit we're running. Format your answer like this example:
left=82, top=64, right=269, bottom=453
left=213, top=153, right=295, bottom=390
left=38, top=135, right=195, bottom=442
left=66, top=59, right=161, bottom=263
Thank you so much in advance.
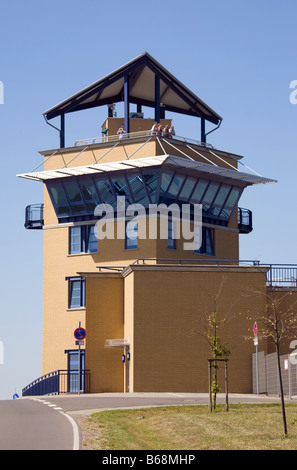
left=0, top=0, right=296, bottom=399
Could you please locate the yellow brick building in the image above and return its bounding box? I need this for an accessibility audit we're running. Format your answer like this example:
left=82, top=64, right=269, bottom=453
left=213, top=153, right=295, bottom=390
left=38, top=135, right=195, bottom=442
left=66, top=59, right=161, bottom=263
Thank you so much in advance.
left=19, top=53, right=295, bottom=396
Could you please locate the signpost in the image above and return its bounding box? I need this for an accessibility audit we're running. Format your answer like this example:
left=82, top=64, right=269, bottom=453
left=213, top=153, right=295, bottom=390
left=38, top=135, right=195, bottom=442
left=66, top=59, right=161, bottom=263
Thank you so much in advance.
left=253, top=322, right=259, bottom=395
left=74, top=323, right=86, bottom=395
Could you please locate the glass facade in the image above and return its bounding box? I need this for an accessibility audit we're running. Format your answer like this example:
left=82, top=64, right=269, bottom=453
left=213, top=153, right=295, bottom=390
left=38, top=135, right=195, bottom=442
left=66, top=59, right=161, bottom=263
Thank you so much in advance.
left=46, top=167, right=243, bottom=225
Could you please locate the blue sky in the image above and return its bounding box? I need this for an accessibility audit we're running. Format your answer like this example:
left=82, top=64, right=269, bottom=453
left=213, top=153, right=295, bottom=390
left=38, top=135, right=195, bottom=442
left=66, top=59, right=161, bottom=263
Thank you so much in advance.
left=0, top=0, right=296, bottom=399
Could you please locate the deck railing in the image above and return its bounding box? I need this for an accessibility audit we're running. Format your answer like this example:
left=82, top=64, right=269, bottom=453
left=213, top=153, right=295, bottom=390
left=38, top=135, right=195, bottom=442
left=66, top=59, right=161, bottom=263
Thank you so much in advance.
left=74, top=130, right=214, bottom=148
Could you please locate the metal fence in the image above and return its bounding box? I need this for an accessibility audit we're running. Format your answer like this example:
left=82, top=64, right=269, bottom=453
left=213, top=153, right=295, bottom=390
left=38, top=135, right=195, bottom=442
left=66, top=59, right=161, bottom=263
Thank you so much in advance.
left=22, top=369, right=91, bottom=396
left=252, top=351, right=297, bottom=398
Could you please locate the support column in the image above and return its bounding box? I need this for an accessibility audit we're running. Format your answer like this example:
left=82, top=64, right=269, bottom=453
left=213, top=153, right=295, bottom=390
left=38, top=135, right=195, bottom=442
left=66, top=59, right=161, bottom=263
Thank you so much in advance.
left=201, top=118, right=206, bottom=144
left=60, top=113, right=65, bottom=148
left=155, top=75, right=160, bottom=123
left=124, top=74, right=130, bottom=134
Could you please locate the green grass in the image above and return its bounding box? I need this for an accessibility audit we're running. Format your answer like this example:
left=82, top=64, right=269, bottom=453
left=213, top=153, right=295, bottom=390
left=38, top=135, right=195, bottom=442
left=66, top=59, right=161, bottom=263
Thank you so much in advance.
left=80, top=403, right=297, bottom=450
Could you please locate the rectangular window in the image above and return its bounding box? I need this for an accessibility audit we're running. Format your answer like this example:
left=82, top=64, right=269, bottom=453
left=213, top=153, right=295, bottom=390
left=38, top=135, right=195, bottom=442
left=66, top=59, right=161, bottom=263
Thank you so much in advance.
left=194, top=227, right=214, bottom=256
left=69, top=226, right=82, bottom=254
left=69, top=225, right=97, bottom=254
left=167, top=219, right=176, bottom=250
left=68, top=277, right=85, bottom=309
left=125, top=220, right=138, bottom=249
left=86, top=225, right=97, bottom=253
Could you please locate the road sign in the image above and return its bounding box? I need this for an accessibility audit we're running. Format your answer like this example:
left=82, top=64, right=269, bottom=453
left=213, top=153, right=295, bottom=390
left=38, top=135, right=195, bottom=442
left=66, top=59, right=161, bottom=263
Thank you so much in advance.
left=74, top=327, right=86, bottom=341
left=253, top=322, right=258, bottom=337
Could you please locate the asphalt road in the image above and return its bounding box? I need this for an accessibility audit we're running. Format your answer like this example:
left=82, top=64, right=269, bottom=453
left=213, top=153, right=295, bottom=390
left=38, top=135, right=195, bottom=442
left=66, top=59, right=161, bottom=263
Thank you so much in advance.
left=0, top=392, right=293, bottom=450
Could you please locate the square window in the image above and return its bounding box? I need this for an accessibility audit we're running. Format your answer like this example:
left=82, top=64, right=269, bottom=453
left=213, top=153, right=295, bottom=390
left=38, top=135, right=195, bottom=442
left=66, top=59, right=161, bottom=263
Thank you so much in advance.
left=69, top=225, right=97, bottom=254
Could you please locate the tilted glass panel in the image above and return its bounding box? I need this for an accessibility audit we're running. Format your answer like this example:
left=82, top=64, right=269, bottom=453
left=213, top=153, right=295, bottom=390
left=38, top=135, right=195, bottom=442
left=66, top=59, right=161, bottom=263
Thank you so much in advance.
left=166, top=174, right=186, bottom=198
left=200, top=182, right=220, bottom=213
left=178, top=176, right=197, bottom=202
left=128, top=174, right=150, bottom=206
left=79, top=178, right=100, bottom=212
left=163, top=174, right=186, bottom=205
left=210, top=184, right=231, bottom=216
left=63, top=180, right=86, bottom=214
left=111, top=175, right=133, bottom=206
left=190, top=179, right=209, bottom=203
left=220, top=187, right=242, bottom=218
left=47, top=182, right=71, bottom=217
left=142, top=171, right=159, bottom=203
left=95, top=177, right=116, bottom=208
left=159, top=171, right=174, bottom=200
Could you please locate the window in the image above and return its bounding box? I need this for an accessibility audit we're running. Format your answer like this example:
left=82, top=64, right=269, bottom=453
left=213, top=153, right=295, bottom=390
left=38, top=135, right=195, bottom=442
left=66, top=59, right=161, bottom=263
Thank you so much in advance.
left=69, top=225, right=97, bottom=254
left=68, top=277, right=85, bottom=309
left=194, top=227, right=214, bottom=256
left=167, top=219, right=176, bottom=250
left=125, top=220, right=138, bottom=249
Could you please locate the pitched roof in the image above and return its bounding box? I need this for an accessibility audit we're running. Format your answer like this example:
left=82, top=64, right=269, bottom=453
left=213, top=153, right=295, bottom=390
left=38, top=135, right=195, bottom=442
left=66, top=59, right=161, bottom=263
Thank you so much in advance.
left=43, top=52, right=222, bottom=125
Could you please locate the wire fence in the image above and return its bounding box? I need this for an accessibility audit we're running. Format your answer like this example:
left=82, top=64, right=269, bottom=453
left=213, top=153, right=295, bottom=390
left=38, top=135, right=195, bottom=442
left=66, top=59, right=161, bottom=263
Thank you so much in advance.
left=252, top=351, right=297, bottom=398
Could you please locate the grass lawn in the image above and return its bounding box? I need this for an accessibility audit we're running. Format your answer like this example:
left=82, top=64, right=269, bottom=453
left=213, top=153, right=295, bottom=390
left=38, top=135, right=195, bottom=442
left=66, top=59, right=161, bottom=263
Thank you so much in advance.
left=78, top=403, right=297, bottom=450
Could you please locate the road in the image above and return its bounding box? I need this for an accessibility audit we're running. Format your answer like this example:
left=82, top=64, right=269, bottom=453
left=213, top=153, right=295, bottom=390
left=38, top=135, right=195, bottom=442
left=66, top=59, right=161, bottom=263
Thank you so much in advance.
left=0, top=392, right=293, bottom=450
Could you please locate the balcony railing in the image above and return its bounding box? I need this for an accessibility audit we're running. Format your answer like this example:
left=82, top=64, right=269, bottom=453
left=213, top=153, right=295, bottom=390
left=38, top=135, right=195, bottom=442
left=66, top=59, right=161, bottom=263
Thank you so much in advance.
left=25, top=203, right=44, bottom=229
left=238, top=207, right=252, bottom=233
left=266, top=265, right=297, bottom=287
left=22, top=369, right=91, bottom=396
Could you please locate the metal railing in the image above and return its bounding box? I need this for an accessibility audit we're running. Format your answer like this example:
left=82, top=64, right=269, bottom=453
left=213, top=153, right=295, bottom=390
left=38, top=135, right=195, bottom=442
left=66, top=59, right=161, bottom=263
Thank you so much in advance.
left=74, top=130, right=214, bottom=149
left=25, top=203, right=44, bottom=229
left=238, top=207, right=253, bottom=233
left=22, top=369, right=91, bottom=396
left=266, top=264, right=297, bottom=287
left=95, top=261, right=297, bottom=288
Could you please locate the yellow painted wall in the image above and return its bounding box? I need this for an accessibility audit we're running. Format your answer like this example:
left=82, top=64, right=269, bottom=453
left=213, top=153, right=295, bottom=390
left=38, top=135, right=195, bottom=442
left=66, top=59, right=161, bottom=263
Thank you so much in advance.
left=85, top=275, right=124, bottom=392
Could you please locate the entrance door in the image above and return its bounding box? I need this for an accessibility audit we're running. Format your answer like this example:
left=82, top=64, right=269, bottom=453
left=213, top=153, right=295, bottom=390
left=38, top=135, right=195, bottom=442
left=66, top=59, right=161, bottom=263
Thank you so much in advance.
left=67, top=350, right=85, bottom=392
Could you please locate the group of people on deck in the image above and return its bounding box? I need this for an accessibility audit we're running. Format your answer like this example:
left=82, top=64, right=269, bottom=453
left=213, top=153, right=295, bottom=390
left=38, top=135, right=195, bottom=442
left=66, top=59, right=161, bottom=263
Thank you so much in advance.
left=111, top=122, right=176, bottom=140
left=150, top=122, right=175, bottom=138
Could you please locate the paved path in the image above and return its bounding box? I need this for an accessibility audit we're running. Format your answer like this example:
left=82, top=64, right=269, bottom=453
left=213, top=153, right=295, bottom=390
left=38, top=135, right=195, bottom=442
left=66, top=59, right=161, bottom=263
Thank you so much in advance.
left=0, top=393, right=294, bottom=450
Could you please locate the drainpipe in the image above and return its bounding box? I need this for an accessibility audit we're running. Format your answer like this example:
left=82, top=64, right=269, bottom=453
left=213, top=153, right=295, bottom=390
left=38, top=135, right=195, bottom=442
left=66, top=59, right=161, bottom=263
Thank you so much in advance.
left=205, top=120, right=222, bottom=142
left=43, top=113, right=65, bottom=148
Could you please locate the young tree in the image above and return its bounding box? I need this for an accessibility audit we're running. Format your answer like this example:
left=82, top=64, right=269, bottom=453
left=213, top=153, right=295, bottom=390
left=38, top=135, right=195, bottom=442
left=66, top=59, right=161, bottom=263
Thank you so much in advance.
left=246, top=287, right=297, bottom=436
left=206, top=311, right=231, bottom=410
left=190, top=278, right=235, bottom=411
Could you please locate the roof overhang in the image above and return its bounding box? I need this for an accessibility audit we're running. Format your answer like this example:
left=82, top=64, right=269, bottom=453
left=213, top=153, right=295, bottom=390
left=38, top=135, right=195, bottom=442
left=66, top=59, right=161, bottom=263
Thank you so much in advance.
left=43, top=52, right=222, bottom=125
left=17, top=154, right=276, bottom=187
